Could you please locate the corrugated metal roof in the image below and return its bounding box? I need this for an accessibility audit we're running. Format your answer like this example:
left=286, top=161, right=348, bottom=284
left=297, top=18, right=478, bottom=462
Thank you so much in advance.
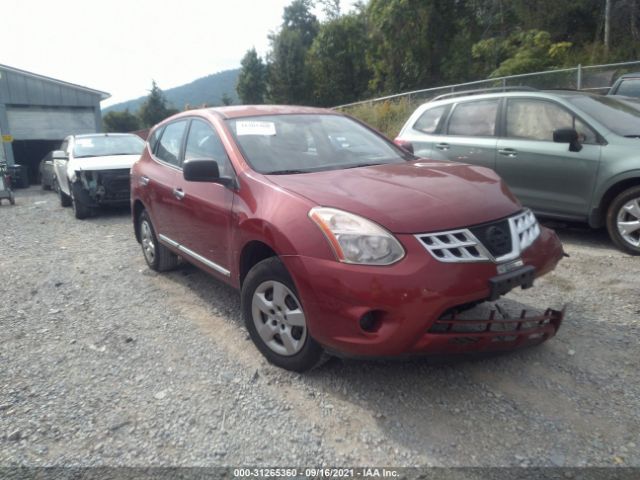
left=0, top=63, right=110, bottom=100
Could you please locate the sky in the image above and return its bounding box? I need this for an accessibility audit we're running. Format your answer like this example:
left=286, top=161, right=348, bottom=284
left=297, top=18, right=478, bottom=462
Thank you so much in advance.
left=0, top=0, right=356, bottom=107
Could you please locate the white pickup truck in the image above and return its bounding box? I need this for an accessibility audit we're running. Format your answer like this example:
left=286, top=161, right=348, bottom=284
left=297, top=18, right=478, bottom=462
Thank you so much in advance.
left=52, top=133, right=144, bottom=219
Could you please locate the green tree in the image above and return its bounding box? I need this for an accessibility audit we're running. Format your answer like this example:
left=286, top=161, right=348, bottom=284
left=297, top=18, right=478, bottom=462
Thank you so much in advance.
left=102, top=109, right=140, bottom=132
left=237, top=48, right=266, bottom=104
left=266, top=0, right=319, bottom=104
left=138, top=81, right=178, bottom=127
left=472, top=29, right=572, bottom=78
left=220, top=92, right=234, bottom=106
left=366, top=0, right=465, bottom=94
left=307, top=10, right=371, bottom=106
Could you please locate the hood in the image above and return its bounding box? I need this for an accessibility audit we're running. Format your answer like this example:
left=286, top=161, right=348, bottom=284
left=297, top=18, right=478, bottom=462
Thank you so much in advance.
left=69, top=154, right=139, bottom=172
left=266, top=160, right=522, bottom=233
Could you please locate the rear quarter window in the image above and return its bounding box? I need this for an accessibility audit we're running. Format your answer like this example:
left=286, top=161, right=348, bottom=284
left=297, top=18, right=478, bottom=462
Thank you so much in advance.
left=148, top=127, right=163, bottom=154
left=615, top=79, right=640, bottom=97
left=413, top=106, right=447, bottom=134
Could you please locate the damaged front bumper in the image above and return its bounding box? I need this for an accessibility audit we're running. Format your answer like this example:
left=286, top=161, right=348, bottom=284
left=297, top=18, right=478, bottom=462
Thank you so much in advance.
left=413, top=306, right=565, bottom=355
left=76, top=169, right=131, bottom=206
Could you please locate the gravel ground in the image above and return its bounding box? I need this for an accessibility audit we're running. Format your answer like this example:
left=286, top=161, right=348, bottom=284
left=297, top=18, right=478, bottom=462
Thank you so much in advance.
left=0, top=187, right=638, bottom=468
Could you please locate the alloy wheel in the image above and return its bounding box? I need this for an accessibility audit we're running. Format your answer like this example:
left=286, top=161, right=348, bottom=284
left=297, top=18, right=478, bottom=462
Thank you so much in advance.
left=140, top=219, right=156, bottom=264
left=617, top=197, right=640, bottom=248
left=251, top=280, right=307, bottom=356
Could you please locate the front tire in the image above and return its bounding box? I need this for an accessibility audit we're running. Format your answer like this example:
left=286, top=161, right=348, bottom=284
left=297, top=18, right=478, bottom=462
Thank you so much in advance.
left=71, top=183, right=95, bottom=219
left=242, top=257, right=325, bottom=372
left=139, top=210, right=180, bottom=272
left=606, top=186, right=640, bottom=255
left=58, top=180, right=71, bottom=207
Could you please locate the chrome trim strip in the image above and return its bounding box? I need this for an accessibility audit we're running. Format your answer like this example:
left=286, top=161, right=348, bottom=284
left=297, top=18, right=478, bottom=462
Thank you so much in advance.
left=158, top=234, right=179, bottom=248
left=158, top=234, right=230, bottom=277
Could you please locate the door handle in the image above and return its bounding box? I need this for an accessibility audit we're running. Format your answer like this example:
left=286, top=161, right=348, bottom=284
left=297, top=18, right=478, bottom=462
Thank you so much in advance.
left=498, top=148, right=518, bottom=157
left=435, top=143, right=450, bottom=151
left=173, top=187, right=185, bottom=200
left=139, top=175, right=150, bottom=186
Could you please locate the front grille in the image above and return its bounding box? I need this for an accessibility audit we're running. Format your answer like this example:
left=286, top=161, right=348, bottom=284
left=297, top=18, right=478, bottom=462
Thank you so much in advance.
left=469, top=219, right=512, bottom=258
left=416, top=209, right=541, bottom=264
left=512, top=209, right=540, bottom=251
left=98, top=170, right=130, bottom=200
left=418, top=229, right=489, bottom=262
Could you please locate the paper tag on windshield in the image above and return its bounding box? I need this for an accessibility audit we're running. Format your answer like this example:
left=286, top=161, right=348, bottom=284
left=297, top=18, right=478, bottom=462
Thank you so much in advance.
left=75, top=139, right=94, bottom=147
left=236, top=121, right=276, bottom=136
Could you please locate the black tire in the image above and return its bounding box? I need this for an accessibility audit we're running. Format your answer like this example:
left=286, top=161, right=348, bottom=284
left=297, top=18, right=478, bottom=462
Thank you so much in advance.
left=59, top=181, right=71, bottom=207
left=138, top=210, right=180, bottom=272
left=606, top=186, right=640, bottom=255
left=71, top=183, right=95, bottom=220
left=241, top=257, right=325, bottom=372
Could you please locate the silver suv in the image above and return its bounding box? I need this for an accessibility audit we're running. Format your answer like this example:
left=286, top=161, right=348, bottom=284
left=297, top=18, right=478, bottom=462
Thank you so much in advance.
left=395, top=89, right=640, bottom=255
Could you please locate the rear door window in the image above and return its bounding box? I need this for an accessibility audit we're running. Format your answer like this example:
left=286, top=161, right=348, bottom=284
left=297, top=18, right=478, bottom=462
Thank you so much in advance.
left=155, top=121, right=187, bottom=167
left=447, top=100, right=499, bottom=136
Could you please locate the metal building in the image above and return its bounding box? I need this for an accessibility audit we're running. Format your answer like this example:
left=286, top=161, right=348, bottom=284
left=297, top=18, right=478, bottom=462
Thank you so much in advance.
left=0, top=64, right=110, bottom=184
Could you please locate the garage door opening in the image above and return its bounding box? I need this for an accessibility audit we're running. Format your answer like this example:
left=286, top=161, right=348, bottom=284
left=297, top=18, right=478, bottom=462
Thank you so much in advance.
left=11, top=140, right=62, bottom=186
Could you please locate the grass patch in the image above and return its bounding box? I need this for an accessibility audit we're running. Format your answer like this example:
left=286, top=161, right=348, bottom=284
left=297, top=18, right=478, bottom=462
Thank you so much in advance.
left=339, top=97, right=417, bottom=139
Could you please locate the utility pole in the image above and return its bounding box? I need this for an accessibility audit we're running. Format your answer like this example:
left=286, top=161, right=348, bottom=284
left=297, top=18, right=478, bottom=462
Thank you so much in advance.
left=604, top=0, right=611, bottom=53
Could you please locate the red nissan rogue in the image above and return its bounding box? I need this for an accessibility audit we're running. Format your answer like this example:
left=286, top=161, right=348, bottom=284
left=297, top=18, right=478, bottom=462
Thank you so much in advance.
left=131, top=106, right=564, bottom=372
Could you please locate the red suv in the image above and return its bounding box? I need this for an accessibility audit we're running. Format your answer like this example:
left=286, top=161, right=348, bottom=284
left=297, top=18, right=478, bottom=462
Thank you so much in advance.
left=131, top=106, right=564, bottom=372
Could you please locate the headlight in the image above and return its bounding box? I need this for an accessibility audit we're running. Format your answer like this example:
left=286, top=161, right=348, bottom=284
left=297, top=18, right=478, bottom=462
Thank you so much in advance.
left=308, top=207, right=405, bottom=265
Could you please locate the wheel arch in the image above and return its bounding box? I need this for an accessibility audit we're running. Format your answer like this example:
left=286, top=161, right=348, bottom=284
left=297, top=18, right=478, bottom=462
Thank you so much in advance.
left=132, top=199, right=146, bottom=243
left=239, top=240, right=278, bottom=287
left=591, top=176, right=640, bottom=228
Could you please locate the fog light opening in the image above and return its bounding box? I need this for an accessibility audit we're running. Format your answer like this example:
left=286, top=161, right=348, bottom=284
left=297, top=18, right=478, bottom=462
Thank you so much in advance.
left=359, top=310, right=384, bottom=333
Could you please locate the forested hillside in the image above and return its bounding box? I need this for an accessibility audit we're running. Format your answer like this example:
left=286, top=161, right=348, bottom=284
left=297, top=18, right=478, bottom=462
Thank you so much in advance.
left=104, top=68, right=240, bottom=114
left=236, top=0, right=640, bottom=107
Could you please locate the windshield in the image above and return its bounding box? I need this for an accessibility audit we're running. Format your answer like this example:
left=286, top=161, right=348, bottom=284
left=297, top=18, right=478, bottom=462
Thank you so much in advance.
left=73, top=135, right=145, bottom=158
left=566, top=95, right=640, bottom=136
left=225, top=114, right=411, bottom=174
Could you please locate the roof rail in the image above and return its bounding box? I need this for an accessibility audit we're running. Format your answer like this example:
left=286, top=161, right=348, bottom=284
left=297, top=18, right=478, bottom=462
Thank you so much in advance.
left=431, top=86, right=538, bottom=102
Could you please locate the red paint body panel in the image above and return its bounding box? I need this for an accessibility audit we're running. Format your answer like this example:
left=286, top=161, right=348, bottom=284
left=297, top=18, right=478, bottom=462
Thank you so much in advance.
left=267, top=160, right=522, bottom=233
left=131, top=105, right=565, bottom=358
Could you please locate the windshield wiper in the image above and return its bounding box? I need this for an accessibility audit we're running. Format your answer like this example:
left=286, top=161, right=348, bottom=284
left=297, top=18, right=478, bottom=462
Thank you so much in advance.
left=624, top=135, right=640, bottom=138
left=266, top=169, right=309, bottom=175
left=342, top=162, right=386, bottom=169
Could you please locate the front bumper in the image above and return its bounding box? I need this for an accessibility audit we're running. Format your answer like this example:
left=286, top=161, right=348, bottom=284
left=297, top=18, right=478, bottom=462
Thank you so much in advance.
left=77, top=169, right=131, bottom=206
left=283, top=226, right=564, bottom=357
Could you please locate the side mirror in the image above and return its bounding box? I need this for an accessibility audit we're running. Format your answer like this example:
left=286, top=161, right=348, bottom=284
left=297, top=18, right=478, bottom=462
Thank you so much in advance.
left=183, top=158, right=233, bottom=187
left=52, top=150, right=68, bottom=160
left=553, top=128, right=582, bottom=152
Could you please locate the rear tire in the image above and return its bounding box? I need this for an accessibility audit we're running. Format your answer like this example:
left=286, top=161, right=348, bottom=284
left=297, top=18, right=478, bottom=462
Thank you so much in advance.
left=606, top=186, right=640, bottom=255
left=242, top=257, right=325, bottom=372
left=139, top=210, right=180, bottom=272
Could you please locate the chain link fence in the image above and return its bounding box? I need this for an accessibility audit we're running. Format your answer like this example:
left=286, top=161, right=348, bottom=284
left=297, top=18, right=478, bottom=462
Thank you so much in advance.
left=335, top=60, right=640, bottom=137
